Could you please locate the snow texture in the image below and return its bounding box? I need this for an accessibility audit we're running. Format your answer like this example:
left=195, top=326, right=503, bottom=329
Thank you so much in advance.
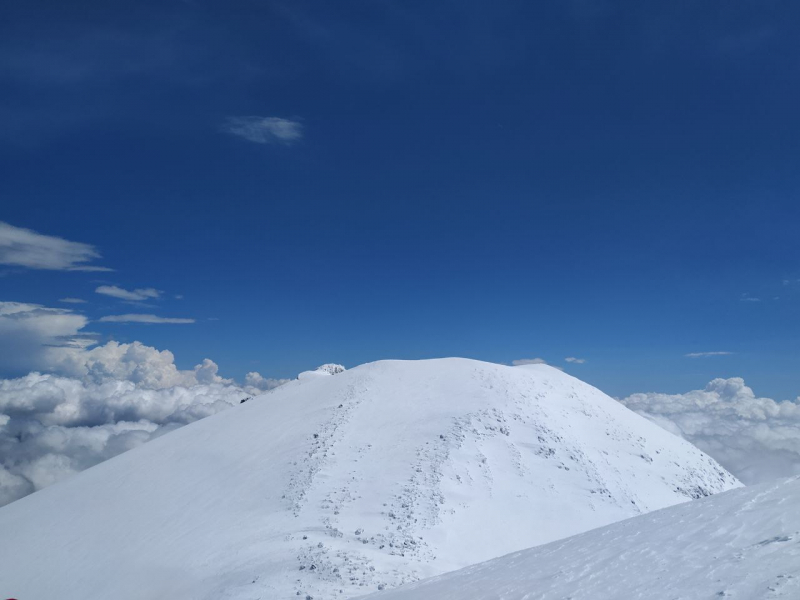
left=364, top=475, right=800, bottom=600
left=0, top=358, right=739, bottom=600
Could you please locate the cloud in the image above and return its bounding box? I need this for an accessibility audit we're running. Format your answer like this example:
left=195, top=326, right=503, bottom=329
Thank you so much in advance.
left=222, top=116, right=303, bottom=144
left=620, top=378, right=800, bottom=484
left=0, top=356, right=293, bottom=506
left=0, top=372, right=251, bottom=506
left=244, top=371, right=291, bottom=392
left=59, top=298, right=86, bottom=304
left=740, top=297, right=760, bottom=302
left=0, top=221, right=111, bottom=271
left=685, top=351, right=734, bottom=358
left=79, top=341, right=228, bottom=388
left=0, top=304, right=292, bottom=506
left=512, top=358, right=548, bottom=366
left=95, top=285, right=161, bottom=301
left=512, top=358, right=563, bottom=371
left=98, top=314, right=194, bottom=324
left=0, top=302, right=195, bottom=378
left=565, top=357, right=586, bottom=364
left=0, top=302, right=91, bottom=377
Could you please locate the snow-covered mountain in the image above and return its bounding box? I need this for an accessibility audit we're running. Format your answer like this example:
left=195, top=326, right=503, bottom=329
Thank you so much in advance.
left=0, top=359, right=739, bottom=600
left=364, top=475, right=800, bottom=600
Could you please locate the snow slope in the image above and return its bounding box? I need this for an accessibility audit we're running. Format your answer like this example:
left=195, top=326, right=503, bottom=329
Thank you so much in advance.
left=364, top=475, right=800, bottom=600
left=0, top=359, right=739, bottom=600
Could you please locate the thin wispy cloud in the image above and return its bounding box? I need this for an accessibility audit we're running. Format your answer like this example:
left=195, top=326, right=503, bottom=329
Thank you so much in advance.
left=95, top=286, right=161, bottom=301
left=685, top=351, right=734, bottom=358
left=221, top=116, right=303, bottom=144
left=0, top=221, right=112, bottom=272
left=98, top=314, right=194, bottom=324
left=565, top=357, right=586, bottom=364
left=740, top=296, right=760, bottom=302
left=59, top=297, right=87, bottom=304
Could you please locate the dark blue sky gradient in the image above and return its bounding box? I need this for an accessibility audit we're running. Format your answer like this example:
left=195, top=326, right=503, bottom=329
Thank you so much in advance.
left=2, top=1, right=799, bottom=397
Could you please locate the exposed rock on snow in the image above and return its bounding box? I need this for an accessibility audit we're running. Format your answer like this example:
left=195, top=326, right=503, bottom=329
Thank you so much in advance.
left=0, top=358, right=739, bottom=600
left=363, top=476, right=800, bottom=600
left=298, top=363, right=347, bottom=380
left=316, top=363, right=346, bottom=375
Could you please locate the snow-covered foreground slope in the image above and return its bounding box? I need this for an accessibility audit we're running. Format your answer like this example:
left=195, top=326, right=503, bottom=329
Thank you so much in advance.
left=364, top=476, right=800, bottom=600
left=0, top=359, right=739, bottom=600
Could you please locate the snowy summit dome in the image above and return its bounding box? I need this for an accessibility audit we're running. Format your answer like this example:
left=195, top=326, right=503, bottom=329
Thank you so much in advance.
left=0, top=358, right=739, bottom=600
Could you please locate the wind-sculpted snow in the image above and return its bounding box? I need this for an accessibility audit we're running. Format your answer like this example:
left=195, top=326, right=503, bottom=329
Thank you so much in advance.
left=0, top=359, right=739, bottom=600
left=364, top=476, right=800, bottom=600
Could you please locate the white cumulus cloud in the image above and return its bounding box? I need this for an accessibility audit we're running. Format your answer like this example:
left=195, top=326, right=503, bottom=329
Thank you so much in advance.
left=0, top=342, right=289, bottom=506
left=222, top=116, right=303, bottom=144
left=0, top=300, right=292, bottom=506
left=59, top=297, right=87, bottom=304
left=0, top=221, right=111, bottom=271
left=565, top=357, right=586, bottom=364
left=95, top=285, right=161, bottom=301
left=620, top=378, right=800, bottom=484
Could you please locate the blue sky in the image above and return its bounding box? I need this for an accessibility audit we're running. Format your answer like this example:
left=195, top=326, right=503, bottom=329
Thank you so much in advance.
left=2, top=0, right=800, bottom=398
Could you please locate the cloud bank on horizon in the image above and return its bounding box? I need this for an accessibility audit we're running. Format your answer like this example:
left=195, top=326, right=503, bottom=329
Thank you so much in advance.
left=0, top=301, right=288, bottom=506
left=620, top=379, right=800, bottom=485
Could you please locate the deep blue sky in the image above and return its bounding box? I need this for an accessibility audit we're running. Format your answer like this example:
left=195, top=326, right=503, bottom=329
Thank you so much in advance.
left=2, top=0, right=800, bottom=398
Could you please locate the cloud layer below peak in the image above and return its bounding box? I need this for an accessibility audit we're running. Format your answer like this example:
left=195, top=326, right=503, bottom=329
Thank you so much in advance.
left=0, top=300, right=290, bottom=507
left=620, top=378, right=800, bottom=485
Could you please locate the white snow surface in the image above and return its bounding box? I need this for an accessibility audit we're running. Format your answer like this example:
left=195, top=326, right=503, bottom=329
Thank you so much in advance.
left=0, top=358, right=739, bottom=600
left=363, top=475, right=800, bottom=600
